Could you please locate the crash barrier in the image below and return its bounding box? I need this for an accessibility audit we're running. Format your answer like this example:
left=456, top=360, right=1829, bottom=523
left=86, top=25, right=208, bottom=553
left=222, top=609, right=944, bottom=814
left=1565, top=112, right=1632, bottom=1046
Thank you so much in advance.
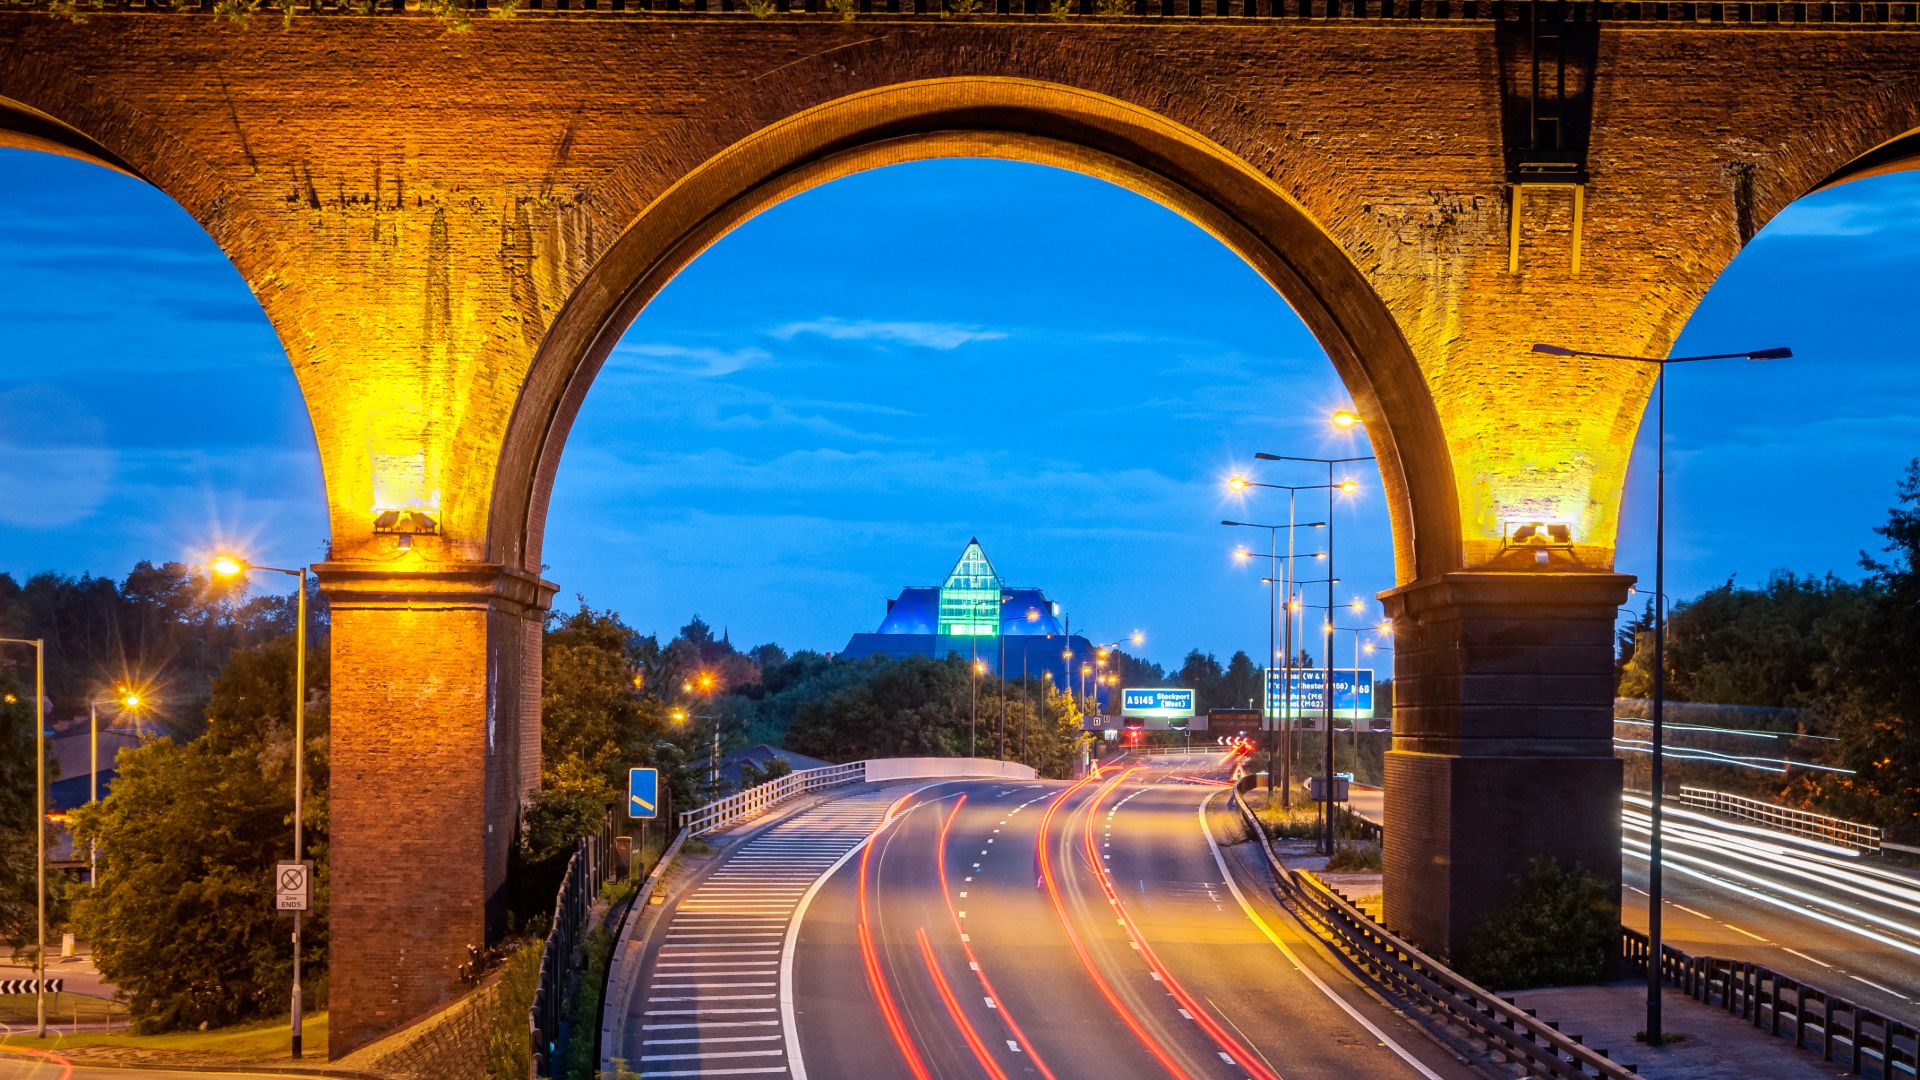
left=532, top=813, right=617, bottom=1076
left=1675, top=786, right=1882, bottom=853
left=1232, top=792, right=1641, bottom=1079
left=1624, top=929, right=1918, bottom=1079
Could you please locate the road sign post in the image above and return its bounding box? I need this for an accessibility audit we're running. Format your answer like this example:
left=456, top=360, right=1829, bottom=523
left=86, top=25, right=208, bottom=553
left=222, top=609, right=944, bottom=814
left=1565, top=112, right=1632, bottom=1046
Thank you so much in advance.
left=628, top=768, right=660, bottom=820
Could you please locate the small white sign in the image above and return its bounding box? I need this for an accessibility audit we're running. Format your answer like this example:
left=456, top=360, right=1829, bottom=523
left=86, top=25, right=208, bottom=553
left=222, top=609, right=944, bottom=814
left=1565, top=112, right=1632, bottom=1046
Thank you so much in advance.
left=276, top=861, right=310, bottom=912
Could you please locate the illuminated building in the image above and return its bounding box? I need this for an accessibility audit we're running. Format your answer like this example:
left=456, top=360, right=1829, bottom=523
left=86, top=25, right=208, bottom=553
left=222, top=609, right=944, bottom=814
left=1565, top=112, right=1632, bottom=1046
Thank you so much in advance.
left=840, top=539, right=1100, bottom=697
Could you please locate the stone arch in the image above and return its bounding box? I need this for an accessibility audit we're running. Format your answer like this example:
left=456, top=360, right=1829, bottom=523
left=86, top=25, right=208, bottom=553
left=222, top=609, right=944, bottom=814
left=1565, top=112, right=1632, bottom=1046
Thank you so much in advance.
left=491, top=76, right=1460, bottom=591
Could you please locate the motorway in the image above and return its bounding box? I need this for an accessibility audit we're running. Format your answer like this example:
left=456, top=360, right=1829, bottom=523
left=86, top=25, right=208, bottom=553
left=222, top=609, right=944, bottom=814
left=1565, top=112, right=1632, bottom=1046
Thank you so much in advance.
left=1344, top=784, right=1920, bottom=1023
left=1620, top=795, right=1920, bottom=1022
left=0, top=1048, right=304, bottom=1080
left=764, top=751, right=1476, bottom=1080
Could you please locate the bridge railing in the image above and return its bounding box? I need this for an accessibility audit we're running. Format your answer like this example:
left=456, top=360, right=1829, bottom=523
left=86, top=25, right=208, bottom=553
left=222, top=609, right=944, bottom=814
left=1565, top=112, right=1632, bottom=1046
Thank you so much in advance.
left=677, top=756, right=1039, bottom=836
left=679, top=761, right=868, bottom=836
left=1232, top=791, right=1641, bottom=1080
left=1675, top=785, right=1883, bottom=852
left=1625, top=928, right=1918, bottom=1079
left=531, top=812, right=617, bottom=1077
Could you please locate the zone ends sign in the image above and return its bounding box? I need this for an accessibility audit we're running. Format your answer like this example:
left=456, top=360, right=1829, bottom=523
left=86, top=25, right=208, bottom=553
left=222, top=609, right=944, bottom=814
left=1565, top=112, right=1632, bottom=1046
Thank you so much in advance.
left=1121, top=688, right=1196, bottom=721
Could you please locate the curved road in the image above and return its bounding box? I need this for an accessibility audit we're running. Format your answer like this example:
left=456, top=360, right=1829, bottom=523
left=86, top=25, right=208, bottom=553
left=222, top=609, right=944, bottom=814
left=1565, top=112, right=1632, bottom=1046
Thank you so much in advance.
left=788, top=752, right=1477, bottom=1080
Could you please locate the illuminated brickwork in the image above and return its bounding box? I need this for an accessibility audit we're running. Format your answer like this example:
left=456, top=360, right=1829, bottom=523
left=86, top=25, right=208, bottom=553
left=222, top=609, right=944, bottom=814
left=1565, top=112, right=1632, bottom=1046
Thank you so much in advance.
left=2, top=11, right=1916, bottom=1052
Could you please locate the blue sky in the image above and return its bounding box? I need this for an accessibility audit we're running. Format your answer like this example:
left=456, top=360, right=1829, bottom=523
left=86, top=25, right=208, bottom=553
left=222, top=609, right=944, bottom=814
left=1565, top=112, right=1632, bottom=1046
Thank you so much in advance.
left=2, top=150, right=1917, bottom=668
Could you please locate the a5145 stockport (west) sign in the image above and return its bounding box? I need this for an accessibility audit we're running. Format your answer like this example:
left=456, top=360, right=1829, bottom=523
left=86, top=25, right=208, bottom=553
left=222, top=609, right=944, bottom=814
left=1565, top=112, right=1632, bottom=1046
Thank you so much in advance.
left=1121, top=688, right=1196, bottom=721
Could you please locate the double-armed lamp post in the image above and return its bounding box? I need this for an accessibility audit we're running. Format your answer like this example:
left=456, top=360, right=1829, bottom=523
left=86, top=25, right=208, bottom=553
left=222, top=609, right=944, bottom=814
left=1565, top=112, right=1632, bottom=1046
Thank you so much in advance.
left=1223, top=511, right=1324, bottom=804
left=1531, top=341, right=1790, bottom=1045
left=1251, top=438, right=1371, bottom=856
left=210, top=554, right=311, bottom=1059
left=88, top=688, right=141, bottom=887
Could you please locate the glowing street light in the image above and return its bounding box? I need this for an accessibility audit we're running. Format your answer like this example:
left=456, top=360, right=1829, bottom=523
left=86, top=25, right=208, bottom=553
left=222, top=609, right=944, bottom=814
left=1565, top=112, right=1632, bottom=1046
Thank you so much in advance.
left=210, top=552, right=312, bottom=1058
left=1331, top=408, right=1361, bottom=429
left=1533, top=339, right=1791, bottom=1044
left=1254, top=444, right=1375, bottom=856
left=86, top=687, right=145, bottom=887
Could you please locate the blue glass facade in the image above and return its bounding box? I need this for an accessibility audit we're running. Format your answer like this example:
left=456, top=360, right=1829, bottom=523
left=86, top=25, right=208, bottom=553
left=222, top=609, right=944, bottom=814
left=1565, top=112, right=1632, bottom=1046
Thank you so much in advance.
left=841, top=539, right=1099, bottom=698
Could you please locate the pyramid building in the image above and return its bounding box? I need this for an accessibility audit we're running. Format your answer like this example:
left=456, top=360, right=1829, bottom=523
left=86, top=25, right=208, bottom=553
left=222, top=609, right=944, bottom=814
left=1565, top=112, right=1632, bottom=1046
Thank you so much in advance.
left=840, top=539, right=1101, bottom=699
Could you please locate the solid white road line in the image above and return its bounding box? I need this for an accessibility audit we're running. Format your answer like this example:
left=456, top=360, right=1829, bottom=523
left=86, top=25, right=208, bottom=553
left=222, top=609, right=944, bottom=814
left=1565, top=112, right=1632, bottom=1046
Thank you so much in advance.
left=1199, top=793, right=1448, bottom=1080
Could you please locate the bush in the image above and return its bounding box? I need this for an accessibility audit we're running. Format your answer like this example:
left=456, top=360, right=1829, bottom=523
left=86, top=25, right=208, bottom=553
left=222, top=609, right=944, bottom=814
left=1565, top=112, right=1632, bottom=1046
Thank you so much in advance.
left=1458, top=859, right=1615, bottom=989
left=562, top=927, right=616, bottom=1080
left=487, top=940, right=544, bottom=1080
left=1326, top=840, right=1383, bottom=872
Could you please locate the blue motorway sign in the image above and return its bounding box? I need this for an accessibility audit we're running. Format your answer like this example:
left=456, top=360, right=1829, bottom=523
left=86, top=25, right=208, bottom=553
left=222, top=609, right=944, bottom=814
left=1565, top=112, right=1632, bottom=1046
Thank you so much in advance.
left=1121, top=687, right=1196, bottom=721
left=627, top=767, right=660, bottom=820
left=1265, top=669, right=1374, bottom=719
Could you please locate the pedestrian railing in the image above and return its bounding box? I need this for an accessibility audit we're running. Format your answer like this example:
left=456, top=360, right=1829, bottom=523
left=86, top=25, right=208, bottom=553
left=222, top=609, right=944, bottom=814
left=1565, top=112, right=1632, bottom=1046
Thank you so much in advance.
left=531, top=813, right=617, bottom=1077
left=1675, top=786, right=1882, bottom=852
left=1625, top=929, right=1919, bottom=1079
left=678, top=761, right=867, bottom=836
left=1232, top=791, right=1642, bottom=1079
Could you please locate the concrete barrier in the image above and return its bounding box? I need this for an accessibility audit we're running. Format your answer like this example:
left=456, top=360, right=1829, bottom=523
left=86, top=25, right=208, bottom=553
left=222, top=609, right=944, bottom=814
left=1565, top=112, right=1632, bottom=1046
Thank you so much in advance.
left=863, top=757, right=1038, bottom=782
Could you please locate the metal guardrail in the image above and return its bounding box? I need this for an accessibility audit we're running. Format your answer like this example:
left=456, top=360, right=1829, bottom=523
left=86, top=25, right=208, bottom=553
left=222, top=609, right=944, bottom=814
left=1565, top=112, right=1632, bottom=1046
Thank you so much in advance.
left=678, top=760, right=866, bottom=835
left=1625, top=928, right=1918, bottom=1078
left=1676, top=786, right=1883, bottom=852
left=1232, top=789, right=1641, bottom=1079
left=531, top=814, right=616, bottom=1077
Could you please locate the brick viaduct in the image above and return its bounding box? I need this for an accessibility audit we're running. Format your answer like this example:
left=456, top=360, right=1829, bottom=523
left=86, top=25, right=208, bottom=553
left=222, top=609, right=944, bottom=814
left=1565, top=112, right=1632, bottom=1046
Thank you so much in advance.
left=3, top=0, right=1917, bottom=1054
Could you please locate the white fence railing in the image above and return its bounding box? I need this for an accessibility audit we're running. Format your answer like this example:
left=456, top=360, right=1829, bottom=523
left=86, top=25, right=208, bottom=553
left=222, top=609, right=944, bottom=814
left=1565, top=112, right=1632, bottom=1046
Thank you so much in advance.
left=678, top=757, right=1039, bottom=836
left=1678, top=785, right=1882, bottom=852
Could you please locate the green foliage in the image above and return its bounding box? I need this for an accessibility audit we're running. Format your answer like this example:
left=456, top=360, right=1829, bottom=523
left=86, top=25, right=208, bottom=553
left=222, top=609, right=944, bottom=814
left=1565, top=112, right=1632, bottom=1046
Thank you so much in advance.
left=0, top=677, right=51, bottom=954
left=1325, top=840, right=1382, bottom=871
left=784, top=655, right=1087, bottom=778
left=487, top=940, right=544, bottom=1080
left=1458, top=859, right=1614, bottom=990
left=1093, top=0, right=1128, bottom=15
left=68, top=636, right=329, bottom=1031
left=947, top=0, right=983, bottom=14
left=1617, top=572, right=1862, bottom=706
left=600, top=1061, right=642, bottom=1080
left=522, top=758, right=615, bottom=865
left=747, top=0, right=777, bottom=16
left=561, top=926, right=616, bottom=1080
left=827, top=0, right=857, bottom=19
left=1047, top=0, right=1072, bottom=16
left=737, top=755, right=794, bottom=788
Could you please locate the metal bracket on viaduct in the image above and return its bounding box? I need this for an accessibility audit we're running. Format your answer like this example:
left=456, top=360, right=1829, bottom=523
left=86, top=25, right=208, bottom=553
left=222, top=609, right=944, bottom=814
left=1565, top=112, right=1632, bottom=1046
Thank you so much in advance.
left=2, top=2, right=1916, bottom=1056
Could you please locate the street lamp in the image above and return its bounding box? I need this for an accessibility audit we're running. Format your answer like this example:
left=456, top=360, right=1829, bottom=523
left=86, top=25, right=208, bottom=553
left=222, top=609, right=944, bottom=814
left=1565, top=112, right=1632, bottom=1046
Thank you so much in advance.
left=685, top=672, right=721, bottom=789
left=210, top=554, right=311, bottom=1058
left=1255, top=445, right=1373, bottom=856
left=87, top=687, right=143, bottom=886
left=1, top=636, right=47, bottom=1036
left=1226, top=515, right=1326, bottom=806
left=971, top=659, right=986, bottom=757
left=1532, top=340, right=1790, bottom=1044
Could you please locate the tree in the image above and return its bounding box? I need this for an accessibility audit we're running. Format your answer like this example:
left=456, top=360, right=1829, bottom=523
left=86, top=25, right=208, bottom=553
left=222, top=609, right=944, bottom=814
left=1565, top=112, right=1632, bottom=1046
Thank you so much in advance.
left=0, top=676, right=52, bottom=956
left=1175, top=651, right=1225, bottom=712
left=1798, top=461, right=1920, bottom=834
left=1222, top=651, right=1262, bottom=711
left=68, top=636, right=329, bottom=1031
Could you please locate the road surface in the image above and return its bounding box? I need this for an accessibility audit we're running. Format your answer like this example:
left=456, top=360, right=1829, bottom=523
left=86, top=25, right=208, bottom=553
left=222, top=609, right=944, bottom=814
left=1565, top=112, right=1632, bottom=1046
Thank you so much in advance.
left=617, top=750, right=1479, bottom=1080
left=0, top=1047, right=306, bottom=1080
left=1621, top=794, right=1920, bottom=1023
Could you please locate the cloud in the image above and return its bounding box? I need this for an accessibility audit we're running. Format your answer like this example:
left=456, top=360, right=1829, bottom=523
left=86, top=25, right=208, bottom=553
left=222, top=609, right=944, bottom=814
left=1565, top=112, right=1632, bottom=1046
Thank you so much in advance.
left=771, top=318, right=1009, bottom=350
left=1756, top=190, right=1920, bottom=241
left=609, top=342, right=770, bottom=378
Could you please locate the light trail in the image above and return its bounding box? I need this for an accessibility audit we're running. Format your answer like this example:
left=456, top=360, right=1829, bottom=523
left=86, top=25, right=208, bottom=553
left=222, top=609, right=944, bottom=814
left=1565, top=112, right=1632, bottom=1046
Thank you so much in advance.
left=1037, top=770, right=1195, bottom=1080
left=0, top=1046, right=74, bottom=1080
left=1622, top=838, right=1920, bottom=961
left=857, top=796, right=932, bottom=1080
left=915, top=927, right=1011, bottom=1080
left=934, top=796, right=1060, bottom=1080
left=1622, top=812, right=1920, bottom=917
left=1082, top=768, right=1285, bottom=1080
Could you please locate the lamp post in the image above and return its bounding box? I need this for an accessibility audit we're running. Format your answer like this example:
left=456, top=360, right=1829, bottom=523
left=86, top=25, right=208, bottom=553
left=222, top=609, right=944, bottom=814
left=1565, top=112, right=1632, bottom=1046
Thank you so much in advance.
left=1, top=637, right=47, bottom=1036
left=971, top=659, right=985, bottom=757
left=1531, top=341, right=1790, bottom=1044
left=1257, top=451, right=1369, bottom=857
left=87, top=688, right=141, bottom=887
left=1225, top=514, right=1325, bottom=804
left=683, top=671, right=721, bottom=789
left=209, top=555, right=310, bottom=1058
